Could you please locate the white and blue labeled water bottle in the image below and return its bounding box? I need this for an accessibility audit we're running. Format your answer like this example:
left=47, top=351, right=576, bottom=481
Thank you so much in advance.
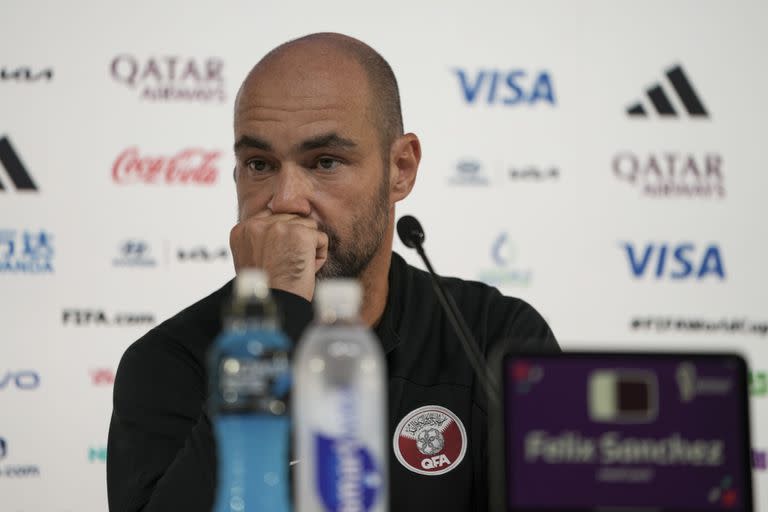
left=208, top=269, right=292, bottom=512
left=293, top=278, right=388, bottom=512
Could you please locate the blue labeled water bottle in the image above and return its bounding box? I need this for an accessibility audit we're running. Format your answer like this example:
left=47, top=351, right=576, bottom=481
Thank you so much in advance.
left=208, top=269, right=292, bottom=512
left=293, top=278, right=388, bottom=512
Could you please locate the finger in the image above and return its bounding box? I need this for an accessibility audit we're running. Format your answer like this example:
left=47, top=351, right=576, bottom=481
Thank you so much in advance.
left=241, top=213, right=317, bottom=230
left=314, top=231, right=329, bottom=272
left=229, top=222, right=243, bottom=251
left=240, top=211, right=288, bottom=225
left=228, top=223, right=250, bottom=272
left=287, top=216, right=319, bottom=230
left=252, top=210, right=273, bottom=219
left=265, top=215, right=319, bottom=232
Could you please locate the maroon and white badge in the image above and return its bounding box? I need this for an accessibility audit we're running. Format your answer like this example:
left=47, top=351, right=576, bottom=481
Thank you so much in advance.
left=393, top=405, right=467, bottom=476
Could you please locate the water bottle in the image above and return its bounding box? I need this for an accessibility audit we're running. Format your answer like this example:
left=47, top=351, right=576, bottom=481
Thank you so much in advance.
left=208, top=269, right=292, bottom=512
left=293, top=278, right=388, bottom=512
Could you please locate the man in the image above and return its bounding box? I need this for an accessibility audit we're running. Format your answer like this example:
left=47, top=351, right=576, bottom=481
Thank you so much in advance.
left=107, top=32, right=558, bottom=511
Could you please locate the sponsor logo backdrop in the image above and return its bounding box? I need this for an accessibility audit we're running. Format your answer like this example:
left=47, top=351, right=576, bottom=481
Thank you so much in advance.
left=1, top=0, right=766, bottom=510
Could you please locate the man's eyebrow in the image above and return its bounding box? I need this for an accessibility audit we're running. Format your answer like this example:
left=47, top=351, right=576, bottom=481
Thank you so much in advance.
left=297, top=133, right=357, bottom=152
left=234, top=135, right=272, bottom=153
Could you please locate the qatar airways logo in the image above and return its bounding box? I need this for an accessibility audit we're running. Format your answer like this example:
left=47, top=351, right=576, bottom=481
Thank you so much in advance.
left=613, top=152, right=725, bottom=198
left=110, top=55, right=225, bottom=102
left=112, top=147, right=220, bottom=185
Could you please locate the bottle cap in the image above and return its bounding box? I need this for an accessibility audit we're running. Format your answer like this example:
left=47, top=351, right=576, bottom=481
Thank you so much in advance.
left=234, top=268, right=270, bottom=300
left=315, top=278, right=362, bottom=320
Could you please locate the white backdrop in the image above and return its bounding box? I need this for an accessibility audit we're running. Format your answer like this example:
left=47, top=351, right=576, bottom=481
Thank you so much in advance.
left=1, top=0, right=766, bottom=510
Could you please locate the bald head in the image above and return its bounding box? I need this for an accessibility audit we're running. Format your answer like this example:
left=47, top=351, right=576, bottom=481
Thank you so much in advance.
left=237, top=32, right=404, bottom=153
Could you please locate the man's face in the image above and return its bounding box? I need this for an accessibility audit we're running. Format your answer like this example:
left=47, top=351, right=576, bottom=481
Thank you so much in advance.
left=233, top=47, right=391, bottom=279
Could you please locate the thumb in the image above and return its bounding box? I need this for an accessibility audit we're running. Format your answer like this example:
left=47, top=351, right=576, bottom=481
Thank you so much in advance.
left=315, top=231, right=329, bottom=272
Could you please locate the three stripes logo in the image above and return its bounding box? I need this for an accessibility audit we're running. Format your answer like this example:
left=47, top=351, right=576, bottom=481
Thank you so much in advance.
left=627, top=64, right=709, bottom=118
left=0, top=136, right=37, bottom=192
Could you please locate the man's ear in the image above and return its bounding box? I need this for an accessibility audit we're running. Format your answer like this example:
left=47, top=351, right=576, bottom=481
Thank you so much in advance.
left=388, top=133, right=421, bottom=204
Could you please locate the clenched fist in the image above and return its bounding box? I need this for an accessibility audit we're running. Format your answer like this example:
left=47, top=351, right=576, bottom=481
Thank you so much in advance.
left=230, top=212, right=329, bottom=301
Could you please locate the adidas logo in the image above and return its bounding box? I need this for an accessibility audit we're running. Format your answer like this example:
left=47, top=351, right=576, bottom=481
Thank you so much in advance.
left=626, top=64, right=709, bottom=118
left=0, top=136, right=37, bottom=192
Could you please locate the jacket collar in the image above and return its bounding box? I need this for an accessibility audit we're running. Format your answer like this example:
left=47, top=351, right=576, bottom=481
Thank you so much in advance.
left=375, top=251, right=409, bottom=354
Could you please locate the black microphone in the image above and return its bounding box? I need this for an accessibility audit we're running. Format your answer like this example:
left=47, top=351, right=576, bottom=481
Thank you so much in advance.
left=396, top=215, right=424, bottom=249
left=396, top=215, right=499, bottom=404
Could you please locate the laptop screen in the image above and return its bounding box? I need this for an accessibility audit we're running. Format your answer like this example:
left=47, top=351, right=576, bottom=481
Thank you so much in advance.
left=501, top=353, right=753, bottom=512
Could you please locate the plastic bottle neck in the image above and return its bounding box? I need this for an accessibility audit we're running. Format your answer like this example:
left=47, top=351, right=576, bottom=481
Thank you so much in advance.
left=225, top=296, right=279, bottom=331
left=225, top=316, right=279, bottom=331
left=316, top=308, right=361, bottom=326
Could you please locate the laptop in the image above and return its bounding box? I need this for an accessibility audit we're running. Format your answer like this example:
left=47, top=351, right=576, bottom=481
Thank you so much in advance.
left=488, top=351, right=754, bottom=512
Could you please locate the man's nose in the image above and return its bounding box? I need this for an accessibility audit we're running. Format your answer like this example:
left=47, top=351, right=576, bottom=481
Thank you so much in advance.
left=268, top=165, right=312, bottom=216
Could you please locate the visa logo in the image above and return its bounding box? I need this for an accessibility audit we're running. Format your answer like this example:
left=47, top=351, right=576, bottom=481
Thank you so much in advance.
left=454, top=69, right=555, bottom=105
left=622, top=243, right=725, bottom=280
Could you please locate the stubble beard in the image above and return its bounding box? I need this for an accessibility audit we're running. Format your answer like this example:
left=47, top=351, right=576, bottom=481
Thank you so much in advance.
left=316, top=166, right=390, bottom=280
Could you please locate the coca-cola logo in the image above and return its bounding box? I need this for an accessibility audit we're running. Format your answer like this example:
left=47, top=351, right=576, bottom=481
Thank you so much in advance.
left=90, top=369, right=116, bottom=386
left=110, top=55, right=225, bottom=102
left=112, top=147, right=220, bottom=185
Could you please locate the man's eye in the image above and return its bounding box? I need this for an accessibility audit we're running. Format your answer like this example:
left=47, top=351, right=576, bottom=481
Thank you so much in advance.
left=245, top=159, right=273, bottom=173
left=315, top=157, right=341, bottom=172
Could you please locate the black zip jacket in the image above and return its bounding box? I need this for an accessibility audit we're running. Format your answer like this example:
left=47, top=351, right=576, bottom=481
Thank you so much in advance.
left=107, top=251, right=559, bottom=511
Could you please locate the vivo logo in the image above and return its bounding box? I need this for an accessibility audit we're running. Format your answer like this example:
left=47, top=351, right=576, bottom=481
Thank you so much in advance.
left=0, top=370, right=40, bottom=390
left=622, top=243, right=725, bottom=280
left=454, top=69, right=555, bottom=105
